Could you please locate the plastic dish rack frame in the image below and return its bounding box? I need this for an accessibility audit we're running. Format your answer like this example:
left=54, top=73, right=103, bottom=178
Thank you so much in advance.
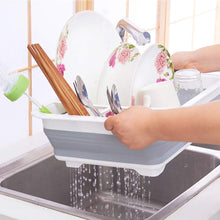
left=32, top=78, right=220, bottom=177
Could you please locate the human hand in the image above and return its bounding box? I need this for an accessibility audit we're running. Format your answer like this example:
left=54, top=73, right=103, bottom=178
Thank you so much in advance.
left=171, top=51, right=196, bottom=71
left=104, top=106, right=157, bottom=150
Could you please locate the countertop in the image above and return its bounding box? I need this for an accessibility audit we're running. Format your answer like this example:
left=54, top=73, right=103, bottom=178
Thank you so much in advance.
left=0, top=132, right=220, bottom=220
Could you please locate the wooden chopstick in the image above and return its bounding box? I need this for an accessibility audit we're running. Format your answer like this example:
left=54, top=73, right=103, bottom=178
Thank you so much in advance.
left=32, top=44, right=74, bottom=113
left=28, top=44, right=72, bottom=113
left=36, top=44, right=89, bottom=116
left=34, top=44, right=85, bottom=115
left=35, top=44, right=89, bottom=116
left=27, top=44, right=89, bottom=116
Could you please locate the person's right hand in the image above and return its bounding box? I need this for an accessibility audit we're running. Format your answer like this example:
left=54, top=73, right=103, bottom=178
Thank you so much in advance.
left=104, top=106, right=158, bottom=150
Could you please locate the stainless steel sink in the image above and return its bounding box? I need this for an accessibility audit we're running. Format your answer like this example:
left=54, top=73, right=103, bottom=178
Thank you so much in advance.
left=192, top=143, right=220, bottom=151
left=0, top=144, right=219, bottom=220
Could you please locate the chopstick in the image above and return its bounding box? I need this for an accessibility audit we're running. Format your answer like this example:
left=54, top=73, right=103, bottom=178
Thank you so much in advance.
left=27, top=43, right=89, bottom=116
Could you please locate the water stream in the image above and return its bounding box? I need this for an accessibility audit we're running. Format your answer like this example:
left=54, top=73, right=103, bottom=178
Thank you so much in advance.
left=69, top=165, right=158, bottom=219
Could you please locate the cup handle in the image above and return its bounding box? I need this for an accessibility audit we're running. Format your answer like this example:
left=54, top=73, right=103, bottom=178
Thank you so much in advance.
left=143, top=94, right=151, bottom=107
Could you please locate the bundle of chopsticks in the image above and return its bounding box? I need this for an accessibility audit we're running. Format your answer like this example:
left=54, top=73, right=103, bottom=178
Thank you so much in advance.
left=28, top=44, right=89, bottom=116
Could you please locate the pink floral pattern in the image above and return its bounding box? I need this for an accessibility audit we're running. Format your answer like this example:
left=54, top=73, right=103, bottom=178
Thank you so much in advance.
left=156, top=78, right=166, bottom=83
left=155, top=44, right=174, bottom=83
left=109, top=50, right=117, bottom=67
left=109, top=43, right=140, bottom=68
left=118, top=48, right=131, bottom=64
left=155, top=51, right=167, bottom=75
left=105, top=111, right=114, bottom=117
left=57, top=64, right=65, bottom=76
left=58, top=36, right=67, bottom=60
left=56, top=26, right=69, bottom=77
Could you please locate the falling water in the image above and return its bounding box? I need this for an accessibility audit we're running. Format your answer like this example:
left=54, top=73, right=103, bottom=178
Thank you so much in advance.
left=116, top=167, right=122, bottom=194
left=123, top=168, right=130, bottom=199
left=69, top=165, right=156, bottom=219
left=147, top=177, right=151, bottom=202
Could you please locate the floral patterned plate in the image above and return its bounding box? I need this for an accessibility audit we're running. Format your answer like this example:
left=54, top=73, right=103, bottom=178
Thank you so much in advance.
left=96, top=43, right=141, bottom=106
left=132, top=43, right=174, bottom=105
left=97, top=43, right=173, bottom=106
left=56, top=11, right=121, bottom=103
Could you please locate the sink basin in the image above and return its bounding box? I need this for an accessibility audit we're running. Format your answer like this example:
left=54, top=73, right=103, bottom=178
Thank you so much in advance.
left=0, top=144, right=219, bottom=219
left=192, top=143, right=220, bottom=151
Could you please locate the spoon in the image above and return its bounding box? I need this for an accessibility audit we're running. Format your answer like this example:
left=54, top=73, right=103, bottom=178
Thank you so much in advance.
left=111, top=84, right=122, bottom=112
left=74, top=75, right=103, bottom=117
left=73, top=81, right=82, bottom=103
left=106, top=86, right=120, bottom=114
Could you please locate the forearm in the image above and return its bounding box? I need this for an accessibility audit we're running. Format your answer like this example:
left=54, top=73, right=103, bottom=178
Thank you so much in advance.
left=192, top=44, right=220, bottom=72
left=154, top=100, right=220, bottom=144
left=172, top=44, right=220, bottom=72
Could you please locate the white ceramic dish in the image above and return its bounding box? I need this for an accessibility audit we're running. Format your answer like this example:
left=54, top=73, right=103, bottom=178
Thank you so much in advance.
left=55, top=11, right=121, bottom=104
left=132, top=43, right=174, bottom=105
left=97, top=43, right=141, bottom=106
left=97, top=43, right=174, bottom=106
left=32, top=79, right=220, bottom=177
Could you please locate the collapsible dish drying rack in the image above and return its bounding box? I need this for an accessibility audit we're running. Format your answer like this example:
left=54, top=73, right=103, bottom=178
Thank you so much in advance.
left=32, top=77, right=220, bottom=177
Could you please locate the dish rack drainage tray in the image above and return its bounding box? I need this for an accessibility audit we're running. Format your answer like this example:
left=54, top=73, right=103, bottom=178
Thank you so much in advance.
left=32, top=80, right=220, bottom=177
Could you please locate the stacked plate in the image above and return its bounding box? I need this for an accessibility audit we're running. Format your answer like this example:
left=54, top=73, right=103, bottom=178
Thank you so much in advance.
left=55, top=11, right=121, bottom=104
left=56, top=11, right=174, bottom=107
left=97, top=43, right=174, bottom=106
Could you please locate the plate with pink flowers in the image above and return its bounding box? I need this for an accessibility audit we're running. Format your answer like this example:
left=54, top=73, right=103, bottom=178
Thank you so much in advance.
left=132, top=43, right=174, bottom=105
left=96, top=42, right=141, bottom=106
left=55, top=11, right=121, bottom=104
left=97, top=43, right=174, bottom=106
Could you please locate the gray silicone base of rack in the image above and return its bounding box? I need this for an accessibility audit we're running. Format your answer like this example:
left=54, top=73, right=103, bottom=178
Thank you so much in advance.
left=44, top=128, right=187, bottom=166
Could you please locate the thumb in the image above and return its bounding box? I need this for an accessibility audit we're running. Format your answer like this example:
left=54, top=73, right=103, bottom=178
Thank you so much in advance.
left=104, top=116, right=115, bottom=131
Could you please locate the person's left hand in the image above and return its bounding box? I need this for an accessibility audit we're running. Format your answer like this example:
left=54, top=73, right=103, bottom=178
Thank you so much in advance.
left=171, top=51, right=196, bottom=71
left=104, top=106, right=157, bottom=149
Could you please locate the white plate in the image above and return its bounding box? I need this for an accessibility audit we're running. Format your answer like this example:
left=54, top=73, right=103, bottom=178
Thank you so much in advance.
left=55, top=11, right=121, bottom=103
left=97, top=43, right=141, bottom=106
left=132, top=44, right=174, bottom=105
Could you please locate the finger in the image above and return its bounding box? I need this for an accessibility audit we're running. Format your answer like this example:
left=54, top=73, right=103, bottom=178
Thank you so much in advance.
left=104, top=116, right=115, bottom=131
left=111, top=128, right=118, bottom=136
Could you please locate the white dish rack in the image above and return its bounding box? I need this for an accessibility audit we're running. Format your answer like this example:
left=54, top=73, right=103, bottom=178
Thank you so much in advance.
left=32, top=75, right=220, bottom=177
